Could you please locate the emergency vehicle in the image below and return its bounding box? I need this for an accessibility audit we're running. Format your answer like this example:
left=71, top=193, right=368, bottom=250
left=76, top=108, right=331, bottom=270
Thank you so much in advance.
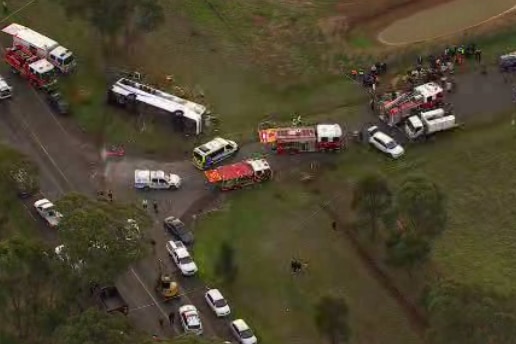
left=192, top=137, right=239, bottom=170
left=0, top=75, right=12, bottom=99
left=2, top=23, right=76, bottom=73
left=108, top=78, right=207, bottom=135
left=204, top=158, right=272, bottom=191
left=404, top=108, right=458, bottom=140
left=376, top=82, right=444, bottom=126
left=258, top=124, right=343, bottom=154
left=4, top=45, right=56, bottom=89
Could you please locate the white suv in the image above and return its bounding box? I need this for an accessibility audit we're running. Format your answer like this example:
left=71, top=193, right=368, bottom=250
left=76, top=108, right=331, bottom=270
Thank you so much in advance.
left=165, top=240, right=198, bottom=276
left=34, top=198, right=63, bottom=227
left=367, top=126, right=405, bottom=159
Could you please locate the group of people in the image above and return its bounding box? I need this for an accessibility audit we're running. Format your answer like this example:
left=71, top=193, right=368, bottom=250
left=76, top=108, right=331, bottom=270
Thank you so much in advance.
left=350, top=61, right=388, bottom=90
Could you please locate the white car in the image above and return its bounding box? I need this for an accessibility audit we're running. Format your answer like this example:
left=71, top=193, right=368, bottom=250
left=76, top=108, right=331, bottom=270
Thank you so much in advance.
left=367, top=126, right=405, bottom=159
left=0, top=75, right=12, bottom=99
left=205, top=289, right=231, bottom=317
left=178, top=304, right=203, bottom=335
left=230, top=319, right=258, bottom=344
left=34, top=198, right=63, bottom=227
left=134, top=169, right=181, bottom=190
left=165, top=240, right=198, bottom=276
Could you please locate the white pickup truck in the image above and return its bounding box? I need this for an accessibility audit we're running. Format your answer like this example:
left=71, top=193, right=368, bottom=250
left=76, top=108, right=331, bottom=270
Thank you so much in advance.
left=0, top=75, right=12, bottom=100
left=134, top=169, right=181, bottom=190
left=34, top=198, right=63, bottom=227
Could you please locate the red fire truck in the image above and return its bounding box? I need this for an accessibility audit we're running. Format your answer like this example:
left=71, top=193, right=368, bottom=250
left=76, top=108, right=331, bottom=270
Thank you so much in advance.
left=4, top=45, right=57, bottom=89
left=204, top=158, right=272, bottom=191
left=258, top=124, right=344, bottom=154
left=376, top=82, right=444, bottom=126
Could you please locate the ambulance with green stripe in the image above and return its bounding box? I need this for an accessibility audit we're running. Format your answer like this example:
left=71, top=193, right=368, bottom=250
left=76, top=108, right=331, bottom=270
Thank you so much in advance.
left=192, top=137, right=239, bottom=170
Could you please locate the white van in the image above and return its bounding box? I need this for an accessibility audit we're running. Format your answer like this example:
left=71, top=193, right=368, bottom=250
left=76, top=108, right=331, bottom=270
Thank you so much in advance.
left=192, top=137, right=238, bottom=170
left=134, top=170, right=181, bottom=190
left=0, top=75, right=12, bottom=99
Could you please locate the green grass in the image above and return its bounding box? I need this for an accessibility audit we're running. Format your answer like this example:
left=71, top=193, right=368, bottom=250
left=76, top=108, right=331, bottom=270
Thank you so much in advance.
left=327, top=114, right=516, bottom=295
left=194, top=113, right=516, bottom=342
left=194, top=182, right=422, bottom=344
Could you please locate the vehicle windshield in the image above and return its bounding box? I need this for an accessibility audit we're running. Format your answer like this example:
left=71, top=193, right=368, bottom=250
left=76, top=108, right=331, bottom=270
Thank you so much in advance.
left=179, top=256, right=193, bottom=265
left=40, top=70, right=56, bottom=82
left=62, top=55, right=74, bottom=65
left=241, top=329, right=254, bottom=338
left=193, top=151, right=203, bottom=163
left=160, top=281, right=171, bottom=289
left=385, top=141, right=397, bottom=150
left=213, top=298, right=227, bottom=308
left=188, top=322, right=201, bottom=330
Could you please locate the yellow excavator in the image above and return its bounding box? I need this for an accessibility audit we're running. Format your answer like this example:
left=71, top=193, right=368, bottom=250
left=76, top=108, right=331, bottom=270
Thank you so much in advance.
left=155, top=259, right=179, bottom=301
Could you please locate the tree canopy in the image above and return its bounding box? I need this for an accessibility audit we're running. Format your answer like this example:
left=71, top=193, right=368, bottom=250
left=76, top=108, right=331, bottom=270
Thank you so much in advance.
left=56, top=193, right=150, bottom=284
left=396, top=175, right=446, bottom=237
left=53, top=308, right=144, bottom=344
left=314, top=295, right=351, bottom=344
left=55, top=0, right=164, bottom=51
left=426, top=279, right=516, bottom=344
left=352, top=172, right=393, bottom=240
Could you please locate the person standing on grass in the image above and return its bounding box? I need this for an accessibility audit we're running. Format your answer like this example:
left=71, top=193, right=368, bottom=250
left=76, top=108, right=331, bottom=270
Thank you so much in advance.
left=107, top=190, right=113, bottom=202
left=153, top=200, right=159, bottom=214
left=168, top=312, right=175, bottom=325
left=142, top=199, right=148, bottom=209
left=2, top=1, right=8, bottom=15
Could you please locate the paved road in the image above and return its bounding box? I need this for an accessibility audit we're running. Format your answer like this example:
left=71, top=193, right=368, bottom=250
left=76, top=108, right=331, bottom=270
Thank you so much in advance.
left=0, top=59, right=513, bottom=342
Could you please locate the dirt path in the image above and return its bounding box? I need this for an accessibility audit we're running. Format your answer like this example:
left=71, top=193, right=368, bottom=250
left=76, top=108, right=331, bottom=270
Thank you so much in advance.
left=378, top=0, right=516, bottom=45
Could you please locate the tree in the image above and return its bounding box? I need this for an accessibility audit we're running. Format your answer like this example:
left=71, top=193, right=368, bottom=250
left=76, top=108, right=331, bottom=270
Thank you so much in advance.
left=56, top=193, right=150, bottom=285
left=214, top=242, right=238, bottom=285
left=426, top=279, right=516, bottom=344
left=314, top=295, right=351, bottom=344
left=55, top=0, right=164, bottom=54
left=53, top=307, right=145, bottom=344
left=396, top=175, right=446, bottom=238
left=352, top=173, right=393, bottom=240
left=0, top=237, right=73, bottom=342
left=385, top=229, right=431, bottom=271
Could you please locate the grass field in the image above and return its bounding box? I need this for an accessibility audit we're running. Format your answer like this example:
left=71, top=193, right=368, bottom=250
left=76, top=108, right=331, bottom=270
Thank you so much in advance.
left=193, top=113, right=516, bottom=342
left=194, top=181, right=422, bottom=344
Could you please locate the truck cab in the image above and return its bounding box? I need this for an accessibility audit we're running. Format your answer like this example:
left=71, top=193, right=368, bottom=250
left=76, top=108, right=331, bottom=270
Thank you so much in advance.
left=405, top=115, right=424, bottom=139
left=0, top=75, right=12, bottom=99
left=47, top=46, right=75, bottom=73
left=134, top=169, right=182, bottom=190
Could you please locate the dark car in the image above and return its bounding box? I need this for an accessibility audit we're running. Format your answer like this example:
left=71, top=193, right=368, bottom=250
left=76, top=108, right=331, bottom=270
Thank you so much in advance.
left=46, top=92, right=69, bottom=115
left=164, top=216, right=194, bottom=245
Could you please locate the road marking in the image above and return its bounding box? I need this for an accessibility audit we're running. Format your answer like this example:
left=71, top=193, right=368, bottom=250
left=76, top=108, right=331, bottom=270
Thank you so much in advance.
left=130, top=267, right=179, bottom=334
left=15, top=114, right=72, bottom=192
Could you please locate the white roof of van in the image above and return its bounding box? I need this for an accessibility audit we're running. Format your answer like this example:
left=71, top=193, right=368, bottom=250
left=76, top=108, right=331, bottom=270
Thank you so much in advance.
left=196, top=137, right=230, bottom=153
left=110, top=78, right=206, bottom=126
left=2, top=23, right=58, bottom=51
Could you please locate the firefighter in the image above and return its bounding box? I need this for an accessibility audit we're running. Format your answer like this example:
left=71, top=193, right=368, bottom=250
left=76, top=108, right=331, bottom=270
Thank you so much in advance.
left=350, top=69, right=358, bottom=79
left=2, top=1, right=8, bottom=14
left=416, top=55, right=423, bottom=66
left=475, top=48, right=482, bottom=63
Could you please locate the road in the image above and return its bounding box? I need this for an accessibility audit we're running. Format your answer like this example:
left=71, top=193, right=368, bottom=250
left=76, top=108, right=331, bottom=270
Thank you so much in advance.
left=0, top=60, right=513, bottom=342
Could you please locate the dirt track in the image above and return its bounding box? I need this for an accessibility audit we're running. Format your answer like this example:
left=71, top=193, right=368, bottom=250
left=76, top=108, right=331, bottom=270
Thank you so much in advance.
left=378, top=0, right=516, bottom=44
